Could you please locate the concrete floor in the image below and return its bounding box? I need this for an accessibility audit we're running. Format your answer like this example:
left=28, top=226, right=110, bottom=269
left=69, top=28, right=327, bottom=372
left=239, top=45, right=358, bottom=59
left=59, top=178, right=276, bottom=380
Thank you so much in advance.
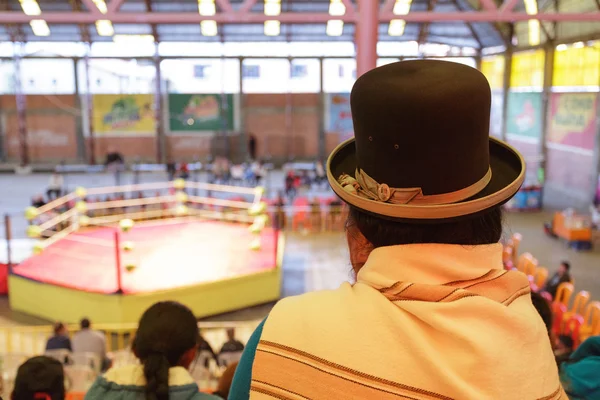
left=0, top=172, right=599, bottom=327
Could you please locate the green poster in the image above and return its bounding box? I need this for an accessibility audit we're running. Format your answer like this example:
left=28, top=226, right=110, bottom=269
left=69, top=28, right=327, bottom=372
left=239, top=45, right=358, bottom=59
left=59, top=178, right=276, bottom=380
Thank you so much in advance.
left=169, top=94, right=234, bottom=132
left=506, top=92, right=542, bottom=139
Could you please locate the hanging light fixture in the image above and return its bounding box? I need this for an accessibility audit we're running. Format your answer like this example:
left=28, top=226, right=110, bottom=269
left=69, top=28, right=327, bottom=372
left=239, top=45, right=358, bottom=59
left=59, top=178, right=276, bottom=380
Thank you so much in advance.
left=389, top=0, right=412, bottom=37
left=96, top=19, right=114, bottom=36
left=264, top=0, right=281, bottom=16
left=264, top=20, right=280, bottom=36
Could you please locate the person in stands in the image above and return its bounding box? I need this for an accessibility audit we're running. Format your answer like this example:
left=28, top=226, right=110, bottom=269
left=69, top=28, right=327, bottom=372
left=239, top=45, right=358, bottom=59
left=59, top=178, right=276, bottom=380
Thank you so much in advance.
left=544, top=261, right=572, bottom=298
left=45, top=322, right=72, bottom=352
left=46, top=172, right=64, bottom=200
left=104, top=147, right=125, bottom=186
left=561, top=336, right=600, bottom=399
left=213, top=361, right=239, bottom=400
left=12, top=356, right=65, bottom=400
left=220, top=328, right=244, bottom=353
left=72, top=318, right=110, bottom=372
left=85, top=301, right=218, bottom=400
left=230, top=61, right=563, bottom=399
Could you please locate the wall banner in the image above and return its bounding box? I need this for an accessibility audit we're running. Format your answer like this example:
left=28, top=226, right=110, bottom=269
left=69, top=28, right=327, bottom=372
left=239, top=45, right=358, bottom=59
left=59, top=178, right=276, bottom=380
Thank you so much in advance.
left=327, top=93, right=353, bottom=137
left=548, top=93, right=598, bottom=150
left=168, top=94, right=234, bottom=132
left=93, top=94, right=155, bottom=135
left=506, top=92, right=543, bottom=140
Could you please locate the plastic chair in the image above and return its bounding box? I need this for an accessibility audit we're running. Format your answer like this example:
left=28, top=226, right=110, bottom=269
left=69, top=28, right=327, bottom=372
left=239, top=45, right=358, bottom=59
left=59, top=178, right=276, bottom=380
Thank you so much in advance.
left=511, top=232, right=522, bottom=266
left=516, top=253, right=537, bottom=275
left=110, top=349, right=138, bottom=368
left=70, top=352, right=102, bottom=375
left=563, top=315, right=584, bottom=349
left=540, top=291, right=553, bottom=304
left=552, top=302, right=567, bottom=335
left=534, top=267, right=549, bottom=289
left=217, top=351, right=243, bottom=367
left=502, top=246, right=513, bottom=269
left=64, top=365, right=96, bottom=392
left=563, top=290, right=591, bottom=325
left=45, top=349, right=72, bottom=364
left=554, top=282, right=575, bottom=307
left=580, top=301, right=600, bottom=343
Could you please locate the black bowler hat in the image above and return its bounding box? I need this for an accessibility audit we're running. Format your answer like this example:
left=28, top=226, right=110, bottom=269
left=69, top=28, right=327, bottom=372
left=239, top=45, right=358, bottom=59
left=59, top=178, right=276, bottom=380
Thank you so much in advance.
left=327, top=60, right=525, bottom=221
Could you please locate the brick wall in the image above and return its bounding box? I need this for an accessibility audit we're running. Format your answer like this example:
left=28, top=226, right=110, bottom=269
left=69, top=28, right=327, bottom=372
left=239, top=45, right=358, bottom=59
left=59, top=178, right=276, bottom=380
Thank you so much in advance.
left=1, top=95, right=79, bottom=163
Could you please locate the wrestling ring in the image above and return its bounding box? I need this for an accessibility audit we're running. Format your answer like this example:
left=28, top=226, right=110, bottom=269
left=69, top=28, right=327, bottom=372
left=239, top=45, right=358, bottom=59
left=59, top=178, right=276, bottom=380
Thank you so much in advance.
left=11, top=179, right=282, bottom=324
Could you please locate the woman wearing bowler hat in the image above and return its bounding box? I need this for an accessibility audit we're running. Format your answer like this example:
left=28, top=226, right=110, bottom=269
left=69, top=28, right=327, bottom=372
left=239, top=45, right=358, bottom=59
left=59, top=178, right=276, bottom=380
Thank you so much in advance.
left=230, top=60, right=564, bottom=399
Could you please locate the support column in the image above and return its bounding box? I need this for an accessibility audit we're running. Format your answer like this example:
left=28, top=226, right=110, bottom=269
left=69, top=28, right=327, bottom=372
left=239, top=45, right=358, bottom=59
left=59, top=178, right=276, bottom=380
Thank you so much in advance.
left=318, top=57, right=326, bottom=161
left=355, top=0, right=379, bottom=77
left=539, top=42, right=555, bottom=207
left=500, top=26, right=514, bottom=142
left=154, top=44, right=166, bottom=164
left=238, top=57, right=247, bottom=162
left=73, top=58, right=87, bottom=162
left=85, top=46, right=96, bottom=165
left=14, top=43, right=28, bottom=166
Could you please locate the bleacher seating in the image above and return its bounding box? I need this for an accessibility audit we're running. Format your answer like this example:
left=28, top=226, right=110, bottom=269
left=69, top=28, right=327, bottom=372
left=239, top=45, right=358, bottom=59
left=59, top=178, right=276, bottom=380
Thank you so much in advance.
left=504, top=234, right=600, bottom=351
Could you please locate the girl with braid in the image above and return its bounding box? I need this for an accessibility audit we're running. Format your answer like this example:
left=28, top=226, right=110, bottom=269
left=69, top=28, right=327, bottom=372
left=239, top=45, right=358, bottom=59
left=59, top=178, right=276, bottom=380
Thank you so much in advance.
left=85, top=301, right=218, bottom=400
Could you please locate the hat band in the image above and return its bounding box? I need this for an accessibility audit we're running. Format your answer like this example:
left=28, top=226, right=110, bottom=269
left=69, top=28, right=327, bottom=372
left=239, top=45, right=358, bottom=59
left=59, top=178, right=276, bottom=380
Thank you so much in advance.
left=338, top=167, right=492, bottom=205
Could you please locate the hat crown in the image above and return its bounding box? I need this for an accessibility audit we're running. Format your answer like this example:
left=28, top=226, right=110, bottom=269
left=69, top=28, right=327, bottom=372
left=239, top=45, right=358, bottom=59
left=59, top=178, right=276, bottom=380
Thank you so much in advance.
left=351, top=60, right=491, bottom=196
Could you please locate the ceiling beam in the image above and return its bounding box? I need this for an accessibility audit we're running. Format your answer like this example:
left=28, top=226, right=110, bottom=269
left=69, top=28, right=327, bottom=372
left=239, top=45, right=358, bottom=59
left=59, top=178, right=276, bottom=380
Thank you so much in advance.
left=80, top=0, right=103, bottom=14
left=70, top=0, right=92, bottom=43
left=451, top=0, right=483, bottom=47
left=238, top=0, right=258, bottom=13
left=381, top=0, right=396, bottom=14
left=500, top=0, right=521, bottom=12
left=340, top=0, right=356, bottom=18
left=215, top=0, right=233, bottom=13
left=479, top=0, right=498, bottom=11
left=1, top=11, right=600, bottom=24
left=144, top=0, right=159, bottom=42
left=107, top=0, right=126, bottom=13
left=418, top=0, right=439, bottom=44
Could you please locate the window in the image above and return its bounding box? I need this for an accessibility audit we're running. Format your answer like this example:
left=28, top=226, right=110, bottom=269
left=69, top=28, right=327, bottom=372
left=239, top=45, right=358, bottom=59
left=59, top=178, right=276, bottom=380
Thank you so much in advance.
left=290, top=64, right=308, bottom=78
left=510, top=50, right=545, bottom=88
left=194, top=65, right=210, bottom=79
left=481, top=55, right=505, bottom=90
left=553, top=42, right=600, bottom=87
left=242, top=64, right=260, bottom=79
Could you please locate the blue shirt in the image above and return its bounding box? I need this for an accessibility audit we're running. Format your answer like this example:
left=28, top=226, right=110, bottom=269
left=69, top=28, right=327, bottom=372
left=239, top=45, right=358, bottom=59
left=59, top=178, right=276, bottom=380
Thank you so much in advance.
left=45, top=335, right=72, bottom=352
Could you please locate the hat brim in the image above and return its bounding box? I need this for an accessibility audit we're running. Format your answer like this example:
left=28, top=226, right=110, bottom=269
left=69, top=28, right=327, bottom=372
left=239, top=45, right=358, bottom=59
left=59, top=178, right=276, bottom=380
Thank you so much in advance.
left=327, top=136, right=525, bottom=222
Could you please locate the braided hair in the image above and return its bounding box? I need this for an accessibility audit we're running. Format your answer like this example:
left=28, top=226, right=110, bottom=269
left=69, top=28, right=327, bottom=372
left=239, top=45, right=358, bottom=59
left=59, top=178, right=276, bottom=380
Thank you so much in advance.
left=132, top=301, right=199, bottom=400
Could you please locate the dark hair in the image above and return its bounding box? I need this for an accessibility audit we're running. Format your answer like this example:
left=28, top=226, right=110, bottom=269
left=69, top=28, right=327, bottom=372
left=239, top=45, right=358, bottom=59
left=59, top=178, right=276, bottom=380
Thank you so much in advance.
left=12, top=356, right=65, bottom=400
left=347, top=206, right=503, bottom=248
left=80, top=318, right=90, bottom=329
left=558, top=334, right=574, bottom=350
left=132, top=301, right=199, bottom=400
left=561, top=261, right=571, bottom=271
left=53, top=322, right=65, bottom=336
left=530, top=292, right=553, bottom=333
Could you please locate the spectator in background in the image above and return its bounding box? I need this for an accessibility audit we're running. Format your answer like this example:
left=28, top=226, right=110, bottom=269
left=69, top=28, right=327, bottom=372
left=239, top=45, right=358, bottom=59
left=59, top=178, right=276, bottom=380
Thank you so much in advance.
left=104, top=147, right=125, bottom=186
left=555, top=335, right=575, bottom=367
left=248, top=133, right=257, bottom=161
left=45, top=322, right=72, bottom=352
left=166, top=159, right=177, bottom=181
left=314, top=160, right=326, bottom=188
left=46, top=173, right=64, bottom=200
left=72, top=318, right=110, bottom=372
left=213, top=362, right=239, bottom=400
left=85, top=301, right=218, bottom=400
left=545, top=261, right=572, bottom=298
left=179, top=162, right=190, bottom=180
left=561, top=336, right=600, bottom=399
left=196, top=333, right=217, bottom=368
left=32, top=194, right=46, bottom=208
left=284, top=171, right=296, bottom=200
left=12, top=356, right=65, bottom=400
left=218, top=328, right=244, bottom=367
